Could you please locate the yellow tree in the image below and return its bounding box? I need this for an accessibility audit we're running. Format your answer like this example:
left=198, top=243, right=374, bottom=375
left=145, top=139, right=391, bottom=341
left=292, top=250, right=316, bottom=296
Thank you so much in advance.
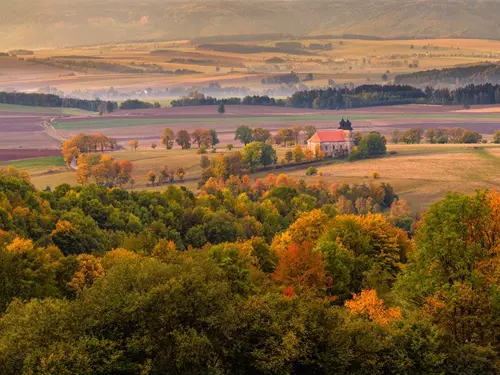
left=147, top=170, right=156, bottom=186
left=161, top=128, right=175, bottom=149
left=67, top=254, right=104, bottom=293
left=345, top=289, right=401, bottom=325
left=129, top=140, right=139, bottom=151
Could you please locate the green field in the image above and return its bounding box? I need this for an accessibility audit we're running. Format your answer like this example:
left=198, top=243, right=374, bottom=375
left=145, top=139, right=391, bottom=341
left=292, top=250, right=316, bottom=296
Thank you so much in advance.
left=52, top=113, right=500, bottom=130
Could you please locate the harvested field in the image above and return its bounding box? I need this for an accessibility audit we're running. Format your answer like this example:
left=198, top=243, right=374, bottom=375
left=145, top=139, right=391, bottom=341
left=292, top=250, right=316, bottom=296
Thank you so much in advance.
left=0, top=149, right=61, bottom=162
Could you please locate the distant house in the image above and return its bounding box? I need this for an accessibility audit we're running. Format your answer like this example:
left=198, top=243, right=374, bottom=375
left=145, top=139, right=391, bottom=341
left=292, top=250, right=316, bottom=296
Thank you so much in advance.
left=307, top=119, right=355, bottom=157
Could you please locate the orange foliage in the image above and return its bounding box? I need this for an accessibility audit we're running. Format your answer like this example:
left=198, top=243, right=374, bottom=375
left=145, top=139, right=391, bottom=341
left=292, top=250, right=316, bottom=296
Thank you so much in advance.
left=345, top=289, right=401, bottom=325
left=274, top=242, right=331, bottom=292
left=67, top=254, right=104, bottom=293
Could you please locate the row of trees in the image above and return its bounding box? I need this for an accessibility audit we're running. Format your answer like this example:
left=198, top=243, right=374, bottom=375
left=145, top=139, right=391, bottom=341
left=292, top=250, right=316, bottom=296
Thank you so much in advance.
left=0, top=91, right=117, bottom=111
left=393, top=127, right=484, bottom=144
left=160, top=128, right=219, bottom=150
left=234, top=124, right=317, bottom=146
left=146, top=167, right=185, bottom=187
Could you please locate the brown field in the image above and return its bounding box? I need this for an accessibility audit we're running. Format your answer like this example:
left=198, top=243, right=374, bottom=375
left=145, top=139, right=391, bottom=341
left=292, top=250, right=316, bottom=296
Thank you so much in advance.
left=3, top=37, right=500, bottom=94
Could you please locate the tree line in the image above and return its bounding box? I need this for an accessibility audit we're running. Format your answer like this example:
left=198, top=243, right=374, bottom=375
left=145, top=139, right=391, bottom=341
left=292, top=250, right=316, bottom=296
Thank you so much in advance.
left=0, top=91, right=117, bottom=112
left=0, top=166, right=499, bottom=373
left=392, top=127, right=484, bottom=144
left=171, top=83, right=500, bottom=110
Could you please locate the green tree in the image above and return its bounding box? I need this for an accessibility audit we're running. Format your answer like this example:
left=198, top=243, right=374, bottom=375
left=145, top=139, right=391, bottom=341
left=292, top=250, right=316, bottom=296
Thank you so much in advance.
left=217, top=103, right=225, bottom=114
left=235, top=125, right=253, bottom=145
left=494, top=130, right=500, bottom=144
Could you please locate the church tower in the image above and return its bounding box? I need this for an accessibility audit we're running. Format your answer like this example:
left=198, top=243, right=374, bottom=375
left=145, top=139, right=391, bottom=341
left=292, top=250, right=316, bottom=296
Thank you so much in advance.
left=338, top=118, right=354, bottom=152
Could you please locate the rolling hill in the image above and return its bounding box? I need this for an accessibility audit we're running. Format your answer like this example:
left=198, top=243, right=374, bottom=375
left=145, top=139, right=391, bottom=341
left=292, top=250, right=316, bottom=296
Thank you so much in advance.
left=3, top=0, right=500, bottom=50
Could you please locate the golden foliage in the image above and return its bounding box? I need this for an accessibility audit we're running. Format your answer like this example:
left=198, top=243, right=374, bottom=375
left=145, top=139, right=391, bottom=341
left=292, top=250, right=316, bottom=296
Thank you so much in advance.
left=67, top=254, right=104, bottom=293
left=345, top=289, right=401, bottom=325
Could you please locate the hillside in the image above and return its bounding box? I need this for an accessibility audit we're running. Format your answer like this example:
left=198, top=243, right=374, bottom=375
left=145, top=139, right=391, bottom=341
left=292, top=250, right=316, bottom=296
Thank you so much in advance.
left=3, top=0, right=500, bottom=49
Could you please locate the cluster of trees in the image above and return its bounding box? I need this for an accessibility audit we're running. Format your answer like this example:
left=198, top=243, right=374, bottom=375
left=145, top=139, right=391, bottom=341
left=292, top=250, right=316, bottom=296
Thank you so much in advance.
left=61, top=133, right=116, bottom=165
left=76, top=154, right=133, bottom=187
left=0, top=91, right=117, bottom=112
left=146, top=167, right=185, bottom=187
left=261, top=73, right=301, bottom=85
left=424, top=83, right=500, bottom=106
left=392, top=127, right=483, bottom=144
left=119, top=99, right=159, bottom=110
left=349, top=132, right=387, bottom=161
left=3, top=165, right=500, bottom=372
left=234, top=125, right=317, bottom=146
left=160, top=128, right=219, bottom=150
left=394, top=63, right=500, bottom=86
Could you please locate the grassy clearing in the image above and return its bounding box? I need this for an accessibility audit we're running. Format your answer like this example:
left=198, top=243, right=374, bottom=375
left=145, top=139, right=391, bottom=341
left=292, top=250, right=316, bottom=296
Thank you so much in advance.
left=0, top=156, right=65, bottom=169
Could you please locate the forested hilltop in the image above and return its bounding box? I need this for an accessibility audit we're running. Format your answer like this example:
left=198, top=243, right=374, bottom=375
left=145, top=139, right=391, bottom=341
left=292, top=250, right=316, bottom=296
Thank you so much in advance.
left=0, top=166, right=500, bottom=374
left=395, top=63, right=500, bottom=87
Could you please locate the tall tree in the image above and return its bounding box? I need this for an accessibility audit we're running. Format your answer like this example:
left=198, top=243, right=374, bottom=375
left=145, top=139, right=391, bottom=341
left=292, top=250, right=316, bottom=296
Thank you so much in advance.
left=235, top=125, right=253, bottom=145
left=161, top=128, right=175, bottom=149
left=176, top=130, right=192, bottom=149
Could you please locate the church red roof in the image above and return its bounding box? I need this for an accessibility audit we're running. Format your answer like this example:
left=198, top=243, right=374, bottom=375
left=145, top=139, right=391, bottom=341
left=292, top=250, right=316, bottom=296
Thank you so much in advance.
left=308, top=130, right=345, bottom=143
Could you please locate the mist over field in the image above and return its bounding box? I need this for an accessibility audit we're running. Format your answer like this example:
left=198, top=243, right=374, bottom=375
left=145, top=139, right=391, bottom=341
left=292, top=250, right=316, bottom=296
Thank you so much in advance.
left=3, top=0, right=500, bottom=49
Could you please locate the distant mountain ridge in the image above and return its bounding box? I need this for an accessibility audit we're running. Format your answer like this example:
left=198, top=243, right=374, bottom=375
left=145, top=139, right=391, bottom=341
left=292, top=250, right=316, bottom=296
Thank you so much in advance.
left=2, top=0, right=500, bottom=49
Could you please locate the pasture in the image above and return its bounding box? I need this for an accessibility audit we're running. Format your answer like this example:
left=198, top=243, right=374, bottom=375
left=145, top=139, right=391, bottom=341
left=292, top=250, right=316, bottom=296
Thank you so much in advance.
left=10, top=142, right=500, bottom=211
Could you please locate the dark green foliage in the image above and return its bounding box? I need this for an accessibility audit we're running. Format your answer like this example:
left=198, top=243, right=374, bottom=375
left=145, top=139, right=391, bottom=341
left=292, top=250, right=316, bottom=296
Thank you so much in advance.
left=119, top=99, right=154, bottom=110
left=349, top=132, right=387, bottom=160
left=0, top=91, right=116, bottom=112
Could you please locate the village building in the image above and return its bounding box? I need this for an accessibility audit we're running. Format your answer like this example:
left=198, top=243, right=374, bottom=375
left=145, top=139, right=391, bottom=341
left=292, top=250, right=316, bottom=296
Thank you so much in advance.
left=307, top=119, right=355, bottom=157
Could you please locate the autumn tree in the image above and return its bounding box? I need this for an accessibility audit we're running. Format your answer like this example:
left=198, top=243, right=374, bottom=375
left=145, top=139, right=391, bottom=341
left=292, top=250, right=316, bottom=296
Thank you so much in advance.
left=274, top=242, right=330, bottom=293
left=191, top=129, right=213, bottom=148
left=176, top=130, right=191, bottom=149
left=305, top=125, right=317, bottom=139
left=292, top=144, right=305, bottom=162
left=129, top=140, right=139, bottom=151
left=176, top=167, right=185, bottom=181
left=161, top=128, right=175, bottom=149
left=147, top=170, right=156, bottom=186
left=292, top=125, right=303, bottom=145
left=276, top=128, right=294, bottom=147
left=345, top=289, right=401, bottom=325
left=251, top=127, right=271, bottom=143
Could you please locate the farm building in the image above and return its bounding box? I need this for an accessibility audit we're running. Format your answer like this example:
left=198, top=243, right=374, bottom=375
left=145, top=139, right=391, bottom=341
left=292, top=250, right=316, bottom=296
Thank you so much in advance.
left=307, top=119, right=355, bottom=157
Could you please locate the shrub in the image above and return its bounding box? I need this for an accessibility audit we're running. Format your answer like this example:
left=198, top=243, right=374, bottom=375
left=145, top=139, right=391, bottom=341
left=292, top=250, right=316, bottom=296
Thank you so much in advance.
left=306, top=167, right=318, bottom=176
left=371, top=171, right=381, bottom=179
left=197, top=146, right=208, bottom=154
left=151, top=143, right=157, bottom=149
left=226, top=144, right=234, bottom=150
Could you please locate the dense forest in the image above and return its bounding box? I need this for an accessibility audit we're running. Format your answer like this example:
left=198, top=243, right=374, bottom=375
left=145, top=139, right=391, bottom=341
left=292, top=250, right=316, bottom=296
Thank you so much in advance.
left=394, top=63, right=500, bottom=86
left=0, top=165, right=499, bottom=373
left=0, top=91, right=117, bottom=112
